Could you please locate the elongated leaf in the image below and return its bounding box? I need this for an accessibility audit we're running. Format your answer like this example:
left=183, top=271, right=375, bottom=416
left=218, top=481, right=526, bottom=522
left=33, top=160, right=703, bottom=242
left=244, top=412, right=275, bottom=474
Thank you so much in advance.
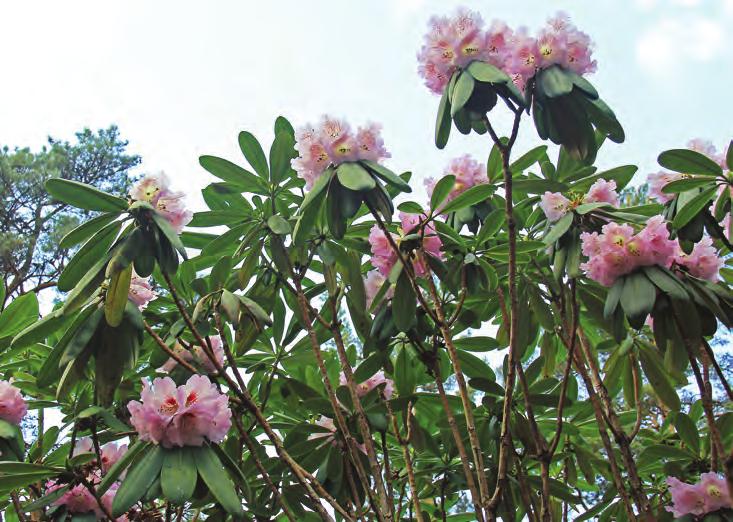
left=441, top=184, right=493, bottom=214
left=238, top=131, right=269, bottom=179
left=658, top=149, right=723, bottom=176
left=638, top=343, right=680, bottom=411
left=510, top=146, right=548, bottom=173
left=674, top=412, right=700, bottom=455
left=393, top=272, right=416, bottom=332
left=540, top=66, right=573, bottom=98
left=467, top=61, right=510, bottom=84
left=58, top=221, right=120, bottom=292
left=112, top=445, right=163, bottom=516
left=620, top=272, right=657, bottom=328
left=105, top=264, right=132, bottom=327
left=0, top=292, right=38, bottom=339
left=543, top=212, right=574, bottom=245
left=0, top=471, right=59, bottom=491
left=451, top=72, right=475, bottom=117
left=98, top=441, right=149, bottom=495
left=435, top=86, right=452, bottom=149
left=672, top=185, right=717, bottom=229
left=152, top=213, right=186, bottom=259
left=22, top=485, right=70, bottom=511
left=45, top=179, right=128, bottom=212
left=337, top=162, right=376, bottom=191
left=11, top=310, right=66, bottom=348
left=430, top=175, right=456, bottom=210
left=161, top=447, right=197, bottom=504
left=193, top=445, right=244, bottom=517
left=661, top=177, right=716, bottom=194
left=199, top=155, right=265, bottom=193
left=269, top=130, right=297, bottom=184
left=59, top=307, right=103, bottom=367
left=60, top=212, right=121, bottom=249
left=361, top=160, right=411, bottom=193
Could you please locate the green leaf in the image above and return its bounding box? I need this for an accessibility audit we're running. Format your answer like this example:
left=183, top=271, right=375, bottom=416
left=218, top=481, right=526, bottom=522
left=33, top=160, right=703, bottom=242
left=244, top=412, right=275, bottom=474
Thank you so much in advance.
left=392, top=272, right=416, bottom=332
left=476, top=209, right=504, bottom=245
left=105, top=264, right=132, bottom=327
left=662, top=177, right=716, bottom=194
left=98, top=441, right=149, bottom=495
left=193, top=445, right=244, bottom=517
left=0, top=472, right=59, bottom=491
left=638, top=343, right=681, bottom=411
left=435, top=86, right=452, bottom=149
left=441, top=184, right=493, bottom=214
left=198, top=155, right=265, bottom=193
left=45, top=179, right=128, bottom=212
left=674, top=412, right=700, bottom=455
left=57, top=221, right=120, bottom=292
left=361, top=160, right=412, bottom=193
left=112, top=445, right=164, bottom=517
left=453, top=336, right=500, bottom=352
left=604, top=277, right=624, bottom=318
left=60, top=212, right=121, bottom=249
left=267, top=215, right=291, bottom=235
left=394, top=346, right=417, bottom=397
left=11, top=310, right=66, bottom=348
left=510, top=146, right=548, bottom=173
left=0, top=292, right=38, bottom=339
left=658, top=149, right=724, bottom=176
left=451, top=72, right=475, bottom=117
left=672, top=185, right=717, bottom=229
left=161, top=447, right=197, bottom=505
left=337, top=162, right=376, bottom=191
left=539, top=66, right=573, bottom=98
left=430, top=175, right=456, bottom=211
left=269, top=130, right=297, bottom=184
left=60, top=307, right=103, bottom=366
left=727, top=139, right=733, bottom=171
left=456, top=349, right=495, bottom=380
left=238, top=131, right=269, bottom=179
left=152, top=213, right=186, bottom=259
left=467, top=61, right=510, bottom=84
left=543, top=212, right=574, bottom=245
left=620, top=272, right=657, bottom=328
left=22, top=484, right=70, bottom=511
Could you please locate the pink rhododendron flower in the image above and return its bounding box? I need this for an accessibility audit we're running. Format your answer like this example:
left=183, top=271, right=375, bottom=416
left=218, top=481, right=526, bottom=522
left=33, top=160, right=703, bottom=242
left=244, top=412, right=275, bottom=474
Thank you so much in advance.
left=580, top=216, right=676, bottom=286
left=308, top=416, right=366, bottom=453
left=292, top=116, right=390, bottom=189
left=128, top=271, right=156, bottom=309
left=364, top=270, right=393, bottom=309
left=666, top=473, right=732, bottom=517
left=127, top=375, right=232, bottom=448
left=674, top=237, right=724, bottom=282
left=47, top=475, right=125, bottom=520
left=648, top=171, right=683, bottom=203
left=159, top=337, right=226, bottom=375
left=424, top=155, right=488, bottom=210
left=370, top=213, right=444, bottom=278
left=585, top=179, right=619, bottom=206
left=130, top=173, right=192, bottom=234
left=73, top=438, right=128, bottom=475
left=540, top=192, right=571, bottom=222
left=339, top=370, right=394, bottom=400
left=0, top=380, right=27, bottom=425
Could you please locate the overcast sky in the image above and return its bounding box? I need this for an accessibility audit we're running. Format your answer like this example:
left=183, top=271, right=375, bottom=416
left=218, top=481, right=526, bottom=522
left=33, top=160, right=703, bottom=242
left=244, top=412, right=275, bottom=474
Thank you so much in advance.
left=2, top=0, right=731, bottom=208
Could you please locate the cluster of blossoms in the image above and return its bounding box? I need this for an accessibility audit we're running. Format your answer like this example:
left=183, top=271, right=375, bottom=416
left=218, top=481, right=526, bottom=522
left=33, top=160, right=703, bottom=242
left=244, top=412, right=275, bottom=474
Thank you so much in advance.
left=159, top=336, right=226, bottom=374
left=48, top=439, right=129, bottom=519
left=128, top=270, right=156, bottom=309
left=369, top=212, right=443, bottom=278
left=667, top=473, right=732, bottom=518
left=130, top=172, right=193, bottom=233
left=424, top=155, right=488, bottom=209
left=292, top=116, right=390, bottom=189
left=540, top=178, right=619, bottom=222
left=580, top=216, right=677, bottom=286
left=418, top=9, right=596, bottom=94
left=673, top=236, right=724, bottom=282
left=0, top=379, right=27, bottom=425
left=47, top=478, right=124, bottom=520
left=128, top=375, right=231, bottom=448
left=648, top=139, right=729, bottom=204
left=339, top=371, right=394, bottom=400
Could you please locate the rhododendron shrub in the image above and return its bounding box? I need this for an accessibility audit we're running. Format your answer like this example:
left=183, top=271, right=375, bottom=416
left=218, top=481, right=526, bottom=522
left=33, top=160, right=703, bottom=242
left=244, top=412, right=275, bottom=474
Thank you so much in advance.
left=3, top=6, right=733, bottom=522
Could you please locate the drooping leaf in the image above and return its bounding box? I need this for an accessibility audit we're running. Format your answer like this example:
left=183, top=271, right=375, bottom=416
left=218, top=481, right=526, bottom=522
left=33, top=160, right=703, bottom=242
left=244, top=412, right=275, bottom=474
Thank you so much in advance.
left=112, top=445, right=163, bottom=516
left=193, top=445, right=244, bottom=517
left=45, top=179, right=129, bottom=212
left=161, top=447, right=197, bottom=505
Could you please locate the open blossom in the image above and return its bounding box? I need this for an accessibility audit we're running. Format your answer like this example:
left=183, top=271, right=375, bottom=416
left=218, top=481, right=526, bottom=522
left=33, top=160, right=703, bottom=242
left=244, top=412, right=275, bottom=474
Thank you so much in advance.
left=127, top=375, right=232, bottom=448
left=585, top=179, right=619, bottom=206
left=369, top=212, right=443, bottom=278
left=308, top=416, right=366, bottom=453
left=666, top=473, right=732, bottom=517
left=339, top=371, right=394, bottom=400
left=648, top=171, right=683, bottom=203
left=47, top=475, right=125, bottom=520
left=0, top=380, right=27, bottom=425
left=424, top=155, right=488, bottom=210
left=364, top=270, right=393, bottom=309
left=540, top=192, right=571, bottom=222
left=130, top=173, right=192, bottom=234
left=541, top=178, right=618, bottom=222
left=72, top=439, right=128, bottom=474
left=674, top=237, right=724, bottom=282
left=159, top=336, right=225, bottom=374
left=292, top=116, right=390, bottom=189
left=128, top=271, right=156, bottom=309
left=580, top=216, right=677, bottom=286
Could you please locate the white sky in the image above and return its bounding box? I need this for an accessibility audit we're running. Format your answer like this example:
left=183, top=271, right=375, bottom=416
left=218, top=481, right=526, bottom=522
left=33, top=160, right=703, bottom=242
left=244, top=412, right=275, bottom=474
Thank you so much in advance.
left=2, top=0, right=732, bottom=209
